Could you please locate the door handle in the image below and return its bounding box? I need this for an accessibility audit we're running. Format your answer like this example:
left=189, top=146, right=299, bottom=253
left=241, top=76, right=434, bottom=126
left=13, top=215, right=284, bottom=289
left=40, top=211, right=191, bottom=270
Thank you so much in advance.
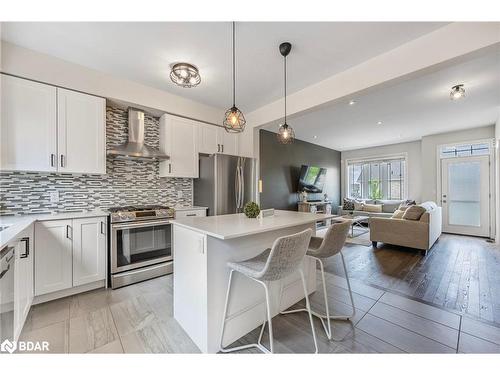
left=50, top=153, right=56, bottom=167
left=66, top=225, right=72, bottom=240
left=20, top=237, right=29, bottom=259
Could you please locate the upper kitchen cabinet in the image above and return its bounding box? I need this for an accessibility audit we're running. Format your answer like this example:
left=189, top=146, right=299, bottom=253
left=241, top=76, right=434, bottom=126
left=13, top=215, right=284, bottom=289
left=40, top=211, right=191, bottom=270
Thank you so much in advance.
left=1, top=74, right=57, bottom=172
left=216, top=127, right=239, bottom=156
left=159, top=114, right=199, bottom=178
left=1, top=75, right=106, bottom=174
left=198, top=123, right=219, bottom=154
left=238, top=127, right=254, bottom=158
left=57, top=88, right=106, bottom=174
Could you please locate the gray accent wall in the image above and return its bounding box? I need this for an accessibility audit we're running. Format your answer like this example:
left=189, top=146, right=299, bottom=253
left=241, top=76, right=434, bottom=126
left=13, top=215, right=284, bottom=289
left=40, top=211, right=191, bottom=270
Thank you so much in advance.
left=0, top=105, right=193, bottom=215
left=259, top=130, right=341, bottom=211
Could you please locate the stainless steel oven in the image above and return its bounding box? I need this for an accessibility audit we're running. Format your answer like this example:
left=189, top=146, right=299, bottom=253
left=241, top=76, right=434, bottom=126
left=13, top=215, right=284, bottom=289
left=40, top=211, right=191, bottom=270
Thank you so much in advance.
left=108, top=205, right=174, bottom=289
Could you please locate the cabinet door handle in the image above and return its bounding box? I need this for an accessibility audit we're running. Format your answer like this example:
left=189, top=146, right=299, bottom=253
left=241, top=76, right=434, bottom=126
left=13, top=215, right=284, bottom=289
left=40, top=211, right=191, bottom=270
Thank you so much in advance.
left=50, top=154, right=56, bottom=167
left=66, top=225, right=72, bottom=240
left=100, top=221, right=105, bottom=235
left=186, top=213, right=197, bottom=217
left=217, top=144, right=220, bottom=153
left=221, top=144, right=224, bottom=153
left=20, top=237, right=29, bottom=259
left=168, top=163, right=172, bottom=173
left=60, top=154, right=65, bottom=168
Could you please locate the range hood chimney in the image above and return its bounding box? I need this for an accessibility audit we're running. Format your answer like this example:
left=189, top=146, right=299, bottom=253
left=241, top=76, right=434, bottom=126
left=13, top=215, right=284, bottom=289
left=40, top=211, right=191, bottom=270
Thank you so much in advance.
left=107, top=108, right=169, bottom=161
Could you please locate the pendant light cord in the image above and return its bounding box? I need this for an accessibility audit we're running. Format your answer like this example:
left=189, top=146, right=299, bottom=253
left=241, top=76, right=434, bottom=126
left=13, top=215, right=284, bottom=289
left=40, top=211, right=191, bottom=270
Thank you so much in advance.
left=284, top=54, right=287, bottom=124
left=232, top=21, right=236, bottom=107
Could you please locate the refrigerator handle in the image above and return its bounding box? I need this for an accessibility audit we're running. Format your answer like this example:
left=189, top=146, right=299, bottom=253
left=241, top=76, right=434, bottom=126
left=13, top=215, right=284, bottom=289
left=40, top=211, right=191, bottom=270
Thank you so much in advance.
left=235, top=166, right=240, bottom=209
left=240, top=165, right=245, bottom=208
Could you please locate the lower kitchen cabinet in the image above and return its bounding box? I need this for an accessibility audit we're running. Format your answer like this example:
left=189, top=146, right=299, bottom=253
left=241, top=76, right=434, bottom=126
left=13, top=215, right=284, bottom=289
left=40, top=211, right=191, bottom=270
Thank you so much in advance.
left=34, top=216, right=107, bottom=296
left=72, top=217, right=106, bottom=286
left=34, top=220, right=73, bottom=296
left=14, top=224, right=34, bottom=340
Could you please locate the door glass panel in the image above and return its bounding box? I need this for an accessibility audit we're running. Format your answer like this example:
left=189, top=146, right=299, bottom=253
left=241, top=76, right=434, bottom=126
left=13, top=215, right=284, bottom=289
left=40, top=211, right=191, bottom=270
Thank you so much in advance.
left=448, top=161, right=481, bottom=227
left=116, top=224, right=171, bottom=268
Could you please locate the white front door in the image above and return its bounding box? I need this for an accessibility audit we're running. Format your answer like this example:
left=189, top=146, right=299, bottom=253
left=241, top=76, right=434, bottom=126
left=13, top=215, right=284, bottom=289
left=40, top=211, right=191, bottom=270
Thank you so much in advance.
left=441, top=155, right=490, bottom=237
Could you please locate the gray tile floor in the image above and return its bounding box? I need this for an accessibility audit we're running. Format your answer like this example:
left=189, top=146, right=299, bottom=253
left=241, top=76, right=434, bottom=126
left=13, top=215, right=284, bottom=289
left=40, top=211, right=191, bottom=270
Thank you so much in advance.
left=20, top=271, right=500, bottom=354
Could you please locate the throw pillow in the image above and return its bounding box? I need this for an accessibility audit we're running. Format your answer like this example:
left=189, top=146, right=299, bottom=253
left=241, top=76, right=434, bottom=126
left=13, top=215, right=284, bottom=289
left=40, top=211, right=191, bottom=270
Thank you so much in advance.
left=402, top=205, right=426, bottom=221
left=342, top=198, right=355, bottom=211
left=399, top=199, right=416, bottom=210
left=391, top=209, right=406, bottom=219
left=363, top=203, right=383, bottom=213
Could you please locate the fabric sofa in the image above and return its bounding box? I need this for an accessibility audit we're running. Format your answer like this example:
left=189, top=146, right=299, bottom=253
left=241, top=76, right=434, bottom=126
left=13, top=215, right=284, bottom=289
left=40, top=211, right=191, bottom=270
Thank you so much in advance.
left=369, top=201, right=442, bottom=255
left=337, top=199, right=404, bottom=218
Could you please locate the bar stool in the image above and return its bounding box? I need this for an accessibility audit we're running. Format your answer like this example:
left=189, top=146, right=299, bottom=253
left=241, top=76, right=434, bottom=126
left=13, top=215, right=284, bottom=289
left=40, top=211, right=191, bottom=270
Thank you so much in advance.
left=219, top=228, right=318, bottom=354
left=281, top=220, right=354, bottom=341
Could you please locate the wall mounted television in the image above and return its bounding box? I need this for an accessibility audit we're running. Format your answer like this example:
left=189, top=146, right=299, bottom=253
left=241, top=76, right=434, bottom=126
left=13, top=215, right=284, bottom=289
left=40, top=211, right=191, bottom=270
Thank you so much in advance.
left=297, top=165, right=327, bottom=193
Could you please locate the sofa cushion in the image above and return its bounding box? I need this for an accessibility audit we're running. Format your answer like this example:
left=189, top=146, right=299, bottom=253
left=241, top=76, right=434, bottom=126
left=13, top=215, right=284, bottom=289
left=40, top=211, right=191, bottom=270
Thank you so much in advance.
left=363, top=203, right=383, bottom=213
left=343, top=198, right=355, bottom=210
left=399, top=199, right=417, bottom=210
left=420, top=201, right=437, bottom=212
left=354, top=201, right=364, bottom=211
left=391, top=209, right=406, bottom=219
left=402, top=205, right=426, bottom=221
left=377, top=200, right=404, bottom=213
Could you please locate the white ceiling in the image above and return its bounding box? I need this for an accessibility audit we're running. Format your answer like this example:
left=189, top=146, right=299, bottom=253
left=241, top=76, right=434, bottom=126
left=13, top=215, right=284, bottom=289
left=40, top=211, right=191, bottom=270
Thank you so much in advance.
left=263, top=48, right=500, bottom=151
left=1, top=22, right=447, bottom=112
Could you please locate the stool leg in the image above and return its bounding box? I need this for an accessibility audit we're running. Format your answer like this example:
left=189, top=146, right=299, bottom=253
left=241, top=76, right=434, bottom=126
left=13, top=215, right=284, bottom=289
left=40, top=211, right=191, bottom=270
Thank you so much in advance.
left=341, top=251, right=356, bottom=319
left=299, top=268, right=318, bottom=353
left=219, top=270, right=235, bottom=353
left=262, top=281, right=274, bottom=353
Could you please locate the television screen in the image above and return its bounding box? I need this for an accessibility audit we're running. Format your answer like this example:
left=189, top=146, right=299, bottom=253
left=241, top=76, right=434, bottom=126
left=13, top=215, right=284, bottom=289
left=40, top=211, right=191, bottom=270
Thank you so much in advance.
left=297, top=165, right=327, bottom=193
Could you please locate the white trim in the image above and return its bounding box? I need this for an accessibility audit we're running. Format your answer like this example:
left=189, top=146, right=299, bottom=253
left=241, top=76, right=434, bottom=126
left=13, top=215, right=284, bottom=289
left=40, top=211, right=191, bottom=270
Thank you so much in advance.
left=344, top=152, right=409, bottom=200
left=436, top=138, right=495, bottom=239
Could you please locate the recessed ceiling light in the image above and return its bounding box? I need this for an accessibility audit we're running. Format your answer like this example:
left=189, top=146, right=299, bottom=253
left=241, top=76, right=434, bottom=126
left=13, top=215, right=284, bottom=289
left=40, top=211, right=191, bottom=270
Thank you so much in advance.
left=377, top=121, right=383, bottom=125
left=349, top=100, right=356, bottom=106
left=313, top=135, right=318, bottom=139
left=450, top=84, right=465, bottom=100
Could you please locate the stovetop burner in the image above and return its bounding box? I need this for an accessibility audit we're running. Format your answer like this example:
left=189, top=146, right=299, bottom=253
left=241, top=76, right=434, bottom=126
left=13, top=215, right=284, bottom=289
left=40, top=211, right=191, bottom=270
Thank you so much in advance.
left=107, top=205, right=174, bottom=223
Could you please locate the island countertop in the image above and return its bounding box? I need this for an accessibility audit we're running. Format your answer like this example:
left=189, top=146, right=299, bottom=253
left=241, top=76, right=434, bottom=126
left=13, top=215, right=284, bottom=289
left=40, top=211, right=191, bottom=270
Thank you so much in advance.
left=170, top=209, right=336, bottom=240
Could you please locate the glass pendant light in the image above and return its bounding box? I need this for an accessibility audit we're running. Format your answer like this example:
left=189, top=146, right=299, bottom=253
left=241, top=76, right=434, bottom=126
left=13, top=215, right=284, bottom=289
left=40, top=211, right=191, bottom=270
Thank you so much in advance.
left=277, top=42, right=295, bottom=144
left=223, top=22, right=246, bottom=133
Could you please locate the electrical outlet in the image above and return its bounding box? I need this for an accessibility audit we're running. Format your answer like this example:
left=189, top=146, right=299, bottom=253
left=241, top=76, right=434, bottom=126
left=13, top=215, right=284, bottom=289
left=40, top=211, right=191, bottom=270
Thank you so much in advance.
left=177, top=191, right=183, bottom=199
left=49, top=191, right=59, bottom=203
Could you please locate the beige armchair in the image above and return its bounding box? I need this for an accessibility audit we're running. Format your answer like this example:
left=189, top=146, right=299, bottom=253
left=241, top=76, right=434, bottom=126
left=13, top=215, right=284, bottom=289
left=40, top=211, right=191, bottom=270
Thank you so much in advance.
left=369, top=202, right=442, bottom=255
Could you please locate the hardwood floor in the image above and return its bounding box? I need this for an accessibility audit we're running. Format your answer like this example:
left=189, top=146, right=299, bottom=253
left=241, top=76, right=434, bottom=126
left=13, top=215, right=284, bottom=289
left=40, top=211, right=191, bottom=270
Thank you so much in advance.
left=322, top=233, right=500, bottom=326
left=19, top=233, right=500, bottom=353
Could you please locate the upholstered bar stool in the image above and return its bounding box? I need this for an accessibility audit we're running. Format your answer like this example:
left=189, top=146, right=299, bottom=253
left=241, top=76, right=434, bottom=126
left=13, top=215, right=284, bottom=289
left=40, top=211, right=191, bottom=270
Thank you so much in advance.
left=219, top=228, right=318, bottom=354
left=281, top=220, right=354, bottom=341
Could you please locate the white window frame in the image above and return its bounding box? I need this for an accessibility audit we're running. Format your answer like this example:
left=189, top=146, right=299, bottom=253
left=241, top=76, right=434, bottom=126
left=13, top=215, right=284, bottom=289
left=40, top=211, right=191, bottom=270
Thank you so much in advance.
left=344, top=152, right=409, bottom=201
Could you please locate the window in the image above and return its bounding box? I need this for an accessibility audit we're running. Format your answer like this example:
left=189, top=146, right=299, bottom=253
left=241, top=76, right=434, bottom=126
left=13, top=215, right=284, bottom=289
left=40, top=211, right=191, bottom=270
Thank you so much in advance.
left=347, top=157, right=406, bottom=200
left=440, top=142, right=491, bottom=159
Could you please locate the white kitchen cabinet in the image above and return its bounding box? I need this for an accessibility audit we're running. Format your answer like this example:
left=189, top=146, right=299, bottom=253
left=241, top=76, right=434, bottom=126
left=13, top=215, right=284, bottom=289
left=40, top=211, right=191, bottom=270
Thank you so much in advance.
left=14, top=225, right=34, bottom=340
left=0, top=74, right=106, bottom=174
left=238, top=127, right=254, bottom=158
left=198, top=123, right=219, bottom=154
left=1, top=74, right=57, bottom=172
left=72, top=218, right=107, bottom=287
left=216, top=127, right=239, bottom=156
left=57, top=88, right=106, bottom=174
left=159, top=114, right=199, bottom=178
left=175, top=208, right=207, bottom=218
left=34, top=220, right=73, bottom=296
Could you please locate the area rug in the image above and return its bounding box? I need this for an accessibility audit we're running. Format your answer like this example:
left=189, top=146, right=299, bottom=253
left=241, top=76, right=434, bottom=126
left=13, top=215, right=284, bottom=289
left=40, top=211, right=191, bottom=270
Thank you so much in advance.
left=317, top=227, right=372, bottom=247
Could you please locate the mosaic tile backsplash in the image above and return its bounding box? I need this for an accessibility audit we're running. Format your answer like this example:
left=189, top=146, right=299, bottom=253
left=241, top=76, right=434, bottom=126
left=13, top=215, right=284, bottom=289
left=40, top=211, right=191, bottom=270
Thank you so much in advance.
left=0, top=106, right=193, bottom=215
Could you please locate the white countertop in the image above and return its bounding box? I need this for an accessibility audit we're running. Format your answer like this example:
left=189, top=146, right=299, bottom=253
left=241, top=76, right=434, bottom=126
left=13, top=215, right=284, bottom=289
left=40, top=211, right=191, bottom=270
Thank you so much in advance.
left=171, top=210, right=336, bottom=240
left=0, top=210, right=108, bottom=248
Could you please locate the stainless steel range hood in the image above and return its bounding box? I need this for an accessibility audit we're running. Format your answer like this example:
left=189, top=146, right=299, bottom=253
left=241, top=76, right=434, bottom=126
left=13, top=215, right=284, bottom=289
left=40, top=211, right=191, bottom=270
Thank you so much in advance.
left=107, top=107, right=169, bottom=161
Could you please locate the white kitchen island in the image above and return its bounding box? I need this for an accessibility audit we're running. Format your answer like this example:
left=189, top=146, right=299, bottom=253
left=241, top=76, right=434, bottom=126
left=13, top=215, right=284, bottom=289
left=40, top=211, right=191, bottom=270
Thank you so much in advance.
left=171, top=210, right=335, bottom=353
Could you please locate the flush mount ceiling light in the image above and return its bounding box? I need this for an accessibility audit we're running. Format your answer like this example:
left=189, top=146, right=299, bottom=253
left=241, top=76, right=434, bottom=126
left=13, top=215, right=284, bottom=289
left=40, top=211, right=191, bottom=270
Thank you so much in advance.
left=450, top=84, right=465, bottom=100
left=170, top=63, right=201, bottom=88
left=377, top=121, right=383, bottom=125
left=349, top=100, right=357, bottom=106
left=277, top=42, right=295, bottom=145
left=223, top=22, right=246, bottom=133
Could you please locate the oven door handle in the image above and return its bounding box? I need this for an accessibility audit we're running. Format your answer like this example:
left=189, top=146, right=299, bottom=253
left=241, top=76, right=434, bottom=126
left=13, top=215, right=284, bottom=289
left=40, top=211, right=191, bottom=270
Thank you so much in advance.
left=111, top=220, right=171, bottom=230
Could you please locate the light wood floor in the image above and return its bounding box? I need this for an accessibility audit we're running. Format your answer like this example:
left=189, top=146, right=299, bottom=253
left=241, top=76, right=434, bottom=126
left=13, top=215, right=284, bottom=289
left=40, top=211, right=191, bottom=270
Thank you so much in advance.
left=20, top=255, right=500, bottom=353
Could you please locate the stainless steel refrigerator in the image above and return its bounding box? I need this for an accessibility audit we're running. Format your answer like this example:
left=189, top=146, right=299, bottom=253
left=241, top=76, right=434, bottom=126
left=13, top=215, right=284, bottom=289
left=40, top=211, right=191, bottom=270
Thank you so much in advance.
left=194, top=154, right=256, bottom=216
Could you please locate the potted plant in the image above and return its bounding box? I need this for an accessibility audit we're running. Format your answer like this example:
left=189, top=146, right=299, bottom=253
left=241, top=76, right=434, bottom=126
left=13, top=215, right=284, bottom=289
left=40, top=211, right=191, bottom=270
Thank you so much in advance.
left=243, top=202, right=261, bottom=218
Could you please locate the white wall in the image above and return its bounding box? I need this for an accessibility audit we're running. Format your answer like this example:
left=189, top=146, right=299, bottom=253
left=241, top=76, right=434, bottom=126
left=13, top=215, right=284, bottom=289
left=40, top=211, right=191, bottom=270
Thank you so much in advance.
left=420, top=125, right=495, bottom=202
left=495, top=114, right=500, bottom=241
left=341, top=140, right=422, bottom=202
left=0, top=41, right=222, bottom=123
